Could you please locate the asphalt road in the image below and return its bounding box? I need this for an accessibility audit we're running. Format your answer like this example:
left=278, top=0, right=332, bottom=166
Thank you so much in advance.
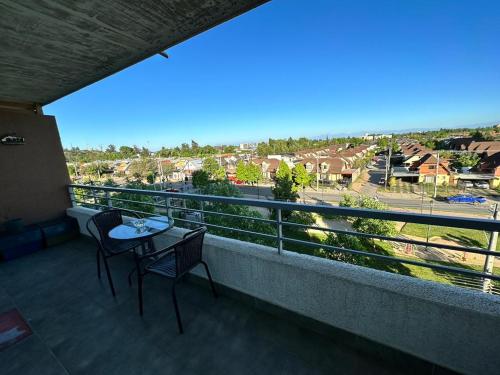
left=236, top=184, right=497, bottom=217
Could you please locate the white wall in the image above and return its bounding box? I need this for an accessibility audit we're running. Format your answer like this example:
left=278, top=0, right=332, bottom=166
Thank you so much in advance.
left=68, top=206, right=500, bottom=375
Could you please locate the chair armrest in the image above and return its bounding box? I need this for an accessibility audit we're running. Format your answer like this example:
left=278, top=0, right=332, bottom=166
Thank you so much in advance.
left=118, top=209, right=142, bottom=219
left=183, top=226, right=206, bottom=239
left=138, top=240, right=178, bottom=261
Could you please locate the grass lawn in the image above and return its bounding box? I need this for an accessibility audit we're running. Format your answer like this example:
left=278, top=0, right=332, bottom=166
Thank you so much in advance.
left=400, top=222, right=496, bottom=250
left=401, top=257, right=500, bottom=287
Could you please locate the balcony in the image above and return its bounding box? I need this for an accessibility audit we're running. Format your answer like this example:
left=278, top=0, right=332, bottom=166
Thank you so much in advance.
left=1, top=236, right=417, bottom=375
left=4, top=184, right=494, bottom=375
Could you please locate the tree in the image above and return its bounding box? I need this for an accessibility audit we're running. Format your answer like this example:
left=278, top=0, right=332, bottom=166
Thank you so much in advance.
left=388, top=176, right=397, bottom=188
left=470, top=129, right=493, bottom=141
left=81, top=162, right=109, bottom=179
left=106, top=144, right=116, bottom=153
left=377, top=137, right=389, bottom=149
left=293, top=164, right=312, bottom=203
left=272, top=161, right=298, bottom=201
left=339, top=194, right=396, bottom=237
left=160, top=163, right=175, bottom=182
left=192, top=170, right=210, bottom=188
left=128, top=158, right=157, bottom=182
left=212, top=166, right=227, bottom=181
left=321, top=233, right=365, bottom=264
left=453, top=152, right=480, bottom=170
left=119, top=146, right=135, bottom=158
left=235, top=160, right=248, bottom=183
left=276, top=160, right=293, bottom=181
left=190, top=180, right=276, bottom=246
left=246, top=163, right=262, bottom=185
left=202, top=157, right=220, bottom=178
left=67, top=164, right=77, bottom=176
left=112, top=181, right=155, bottom=213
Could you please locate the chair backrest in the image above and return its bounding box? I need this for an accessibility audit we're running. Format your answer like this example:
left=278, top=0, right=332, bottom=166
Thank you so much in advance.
left=87, top=209, right=123, bottom=251
left=174, top=227, right=207, bottom=276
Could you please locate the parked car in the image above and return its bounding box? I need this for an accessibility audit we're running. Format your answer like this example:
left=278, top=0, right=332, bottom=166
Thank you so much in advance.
left=474, top=181, right=490, bottom=189
left=378, top=177, right=385, bottom=185
left=164, top=188, right=180, bottom=193
left=458, top=181, right=474, bottom=188
left=446, top=195, right=487, bottom=204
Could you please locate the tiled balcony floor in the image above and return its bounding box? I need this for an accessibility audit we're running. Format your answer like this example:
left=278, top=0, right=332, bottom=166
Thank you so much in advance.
left=0, top=236, right=408, bottom=375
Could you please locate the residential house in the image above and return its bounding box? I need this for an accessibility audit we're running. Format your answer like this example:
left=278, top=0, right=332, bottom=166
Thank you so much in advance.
left=478, top=152, right=500, bottom=188
left=252, top=158, right=280, bottom=181
left=113, top=161, right=131, bottom=175
left=296, top=157, right=353, bottom=183
left=411, top=154, right=452, bottom=185
left=183, top=159, right=203, bottom=177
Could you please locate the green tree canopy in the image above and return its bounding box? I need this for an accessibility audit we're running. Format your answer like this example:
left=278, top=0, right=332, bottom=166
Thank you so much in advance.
left=276, top=160, right=292, bottom=181
left=339, top=194, right=396, bottom=237
left=212, top=166, right=227, bottom=181
left=128, top=158, right=157, bottom=181
left=192, top=170, right=210, bottom=188
left=292, top=164, right=313, bottom=196
left=246, top=163, right=262, bottom=185
left=202, top=157, right=220, bottom=178
left=453, top=152, right=481, bottom=169
left=272, top=160, right=299, bottom=206
left=235, top=160, right=248, bottom=183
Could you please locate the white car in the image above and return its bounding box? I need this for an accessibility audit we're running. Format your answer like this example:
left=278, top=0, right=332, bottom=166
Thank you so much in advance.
left=459, top=181, right=473, bottom=188
left=474, top=181, right=489, bottom=189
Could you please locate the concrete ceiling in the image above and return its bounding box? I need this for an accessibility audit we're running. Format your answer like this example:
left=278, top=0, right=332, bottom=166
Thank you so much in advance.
left=0, top=0, right=268, bottom=106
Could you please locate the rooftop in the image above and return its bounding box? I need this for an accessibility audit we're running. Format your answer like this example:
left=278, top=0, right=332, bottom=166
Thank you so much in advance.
left=0, top=236, right=408, bottom=375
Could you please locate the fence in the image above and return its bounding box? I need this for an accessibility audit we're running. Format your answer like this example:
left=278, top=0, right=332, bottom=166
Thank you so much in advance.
left=69, top=183, right=500, bottom=294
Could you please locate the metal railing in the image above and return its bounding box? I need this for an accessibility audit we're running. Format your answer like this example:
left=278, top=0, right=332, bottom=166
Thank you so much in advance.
left=68, top=184, right=500, bottom=293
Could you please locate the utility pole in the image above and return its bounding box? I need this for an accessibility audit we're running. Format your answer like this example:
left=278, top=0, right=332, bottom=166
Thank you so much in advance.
left=316, top=155, right=319, bottom=191
left=433, top=151, right=440, bottom=199
left=482, top=203, right=499, bottom=293
left=384, top=142, right=392, bottom=189
left=420, top=183, right=425, bottom=214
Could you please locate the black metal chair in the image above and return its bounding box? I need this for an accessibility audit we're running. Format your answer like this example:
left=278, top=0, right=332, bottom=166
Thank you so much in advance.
left=134, top=226, right=217, bottom=334
left=87, top=209, right=143, bottom=297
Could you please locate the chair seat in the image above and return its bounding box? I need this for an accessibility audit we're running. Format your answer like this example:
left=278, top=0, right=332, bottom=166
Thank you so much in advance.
left=103, top=238, right=142, bottom=255
left=146, top=252, right=176, bottom=278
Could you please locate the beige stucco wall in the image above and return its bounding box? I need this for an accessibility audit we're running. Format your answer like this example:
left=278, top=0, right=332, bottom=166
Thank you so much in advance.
left=0, top=109, right=70, bottom=225
left=418, top=174, right=450, bottom=185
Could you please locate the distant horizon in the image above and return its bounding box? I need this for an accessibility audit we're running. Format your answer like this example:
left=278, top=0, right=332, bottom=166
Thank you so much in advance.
left=47, top=1, right=500, bottom=150
left=62, top=120, right=499, bottom=151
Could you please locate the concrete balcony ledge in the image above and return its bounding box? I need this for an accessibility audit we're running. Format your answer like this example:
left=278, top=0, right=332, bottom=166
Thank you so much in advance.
left=68, top=206, right=500, bottom=375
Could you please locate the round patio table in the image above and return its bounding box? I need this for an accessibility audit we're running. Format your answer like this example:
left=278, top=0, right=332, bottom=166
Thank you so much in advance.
left=108, top=216, right=174, bottom=242
left=108, top=216, right=174, bottom=256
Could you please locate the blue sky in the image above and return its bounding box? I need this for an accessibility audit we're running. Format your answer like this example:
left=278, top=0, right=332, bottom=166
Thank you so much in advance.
left=45, top=0, right=500, bottom=150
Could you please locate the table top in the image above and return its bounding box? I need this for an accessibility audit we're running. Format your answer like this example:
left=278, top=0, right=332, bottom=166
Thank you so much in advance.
left=108, top=216, right=174, bottom=241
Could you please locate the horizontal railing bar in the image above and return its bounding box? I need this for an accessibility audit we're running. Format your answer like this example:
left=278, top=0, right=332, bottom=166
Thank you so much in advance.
left=173, top=218, right=277, bottom=240
left=283, top=237, right=500, bottom=282
left=69, top=184, right=500, bottom=231
left=73, top=200, right=108, bottom=209
left=108, top=196, right=159, bottom=207
left=283, top=221, right=498, bottom=257
left=169, top=205, right=276, bottom=224
left=74, top=192, right=106, bottom=200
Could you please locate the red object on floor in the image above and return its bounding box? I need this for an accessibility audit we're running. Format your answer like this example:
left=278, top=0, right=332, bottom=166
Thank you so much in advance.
left=0, top=308, right=32, bottom=350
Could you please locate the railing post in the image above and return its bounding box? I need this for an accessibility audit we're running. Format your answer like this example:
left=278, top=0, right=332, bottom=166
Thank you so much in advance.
left=200, top=200, right=205, bottom=223
left=105, top=191, right=112, bottom=208
left=483, top=203, right=499, bottom=293
left=276, top=208, right=283, bottom=254
left=166, top=197, right=172, bottom=217
left=68, top=186, right=76, bottom=207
